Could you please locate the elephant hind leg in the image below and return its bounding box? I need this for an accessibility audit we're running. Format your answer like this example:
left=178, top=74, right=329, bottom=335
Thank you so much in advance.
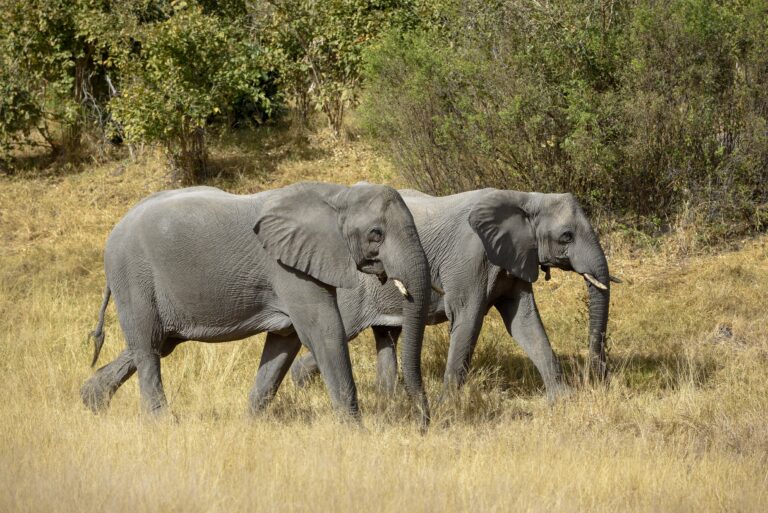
left=290, top=352, right=320, bottom=388
left=81, top=349, right=137, bottom=413
left=133, top=349, right=167, bottom=415
left=80, top=338, right=183, bottom=413
left=113, top=290, right=169, bottom=415
left=248, top=332, right=302, bottom=415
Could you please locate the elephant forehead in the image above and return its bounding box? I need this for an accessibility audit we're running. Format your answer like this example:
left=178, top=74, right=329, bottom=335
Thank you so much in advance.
left=543, top=194, right=580, bottom=221
left=351, top=184, right=400, bottom=203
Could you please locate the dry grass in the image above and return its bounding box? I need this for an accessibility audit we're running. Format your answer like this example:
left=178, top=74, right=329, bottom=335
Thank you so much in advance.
left=1, top=129, right=767, bottom=512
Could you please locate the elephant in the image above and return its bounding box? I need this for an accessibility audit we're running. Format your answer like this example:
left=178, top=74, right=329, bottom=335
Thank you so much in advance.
left=287, top=188, right=612, bottom=401
left=79, top=182, right=432, bottom=427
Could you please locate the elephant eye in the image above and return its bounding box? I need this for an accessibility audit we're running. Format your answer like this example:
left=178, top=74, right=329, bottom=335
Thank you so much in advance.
left=368, top=227, right=384, bottom=243
left=559, top=231, right=573, bottom=244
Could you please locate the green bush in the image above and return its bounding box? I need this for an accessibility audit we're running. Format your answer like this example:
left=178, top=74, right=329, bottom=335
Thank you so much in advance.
left=0, top=0, right=114, bottom=162
left=361, top=0, right=768, bottom=236
left=109, top=2, right=279, bottom=183
left=255, top=0, right=413, bottom=135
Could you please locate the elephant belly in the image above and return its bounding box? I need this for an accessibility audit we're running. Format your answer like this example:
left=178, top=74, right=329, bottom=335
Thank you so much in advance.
left=157, top=281, right=293, bottom=343
left=168, top=309, right=294, bottom=343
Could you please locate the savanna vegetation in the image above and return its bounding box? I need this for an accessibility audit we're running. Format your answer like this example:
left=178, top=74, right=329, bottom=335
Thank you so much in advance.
left=1, top=1, right=767, bottom=512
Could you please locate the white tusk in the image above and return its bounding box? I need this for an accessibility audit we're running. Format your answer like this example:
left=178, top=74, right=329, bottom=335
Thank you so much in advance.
left=431, top=283, right=445, bottom=295
left=583, top=273, right=608, bottom=290
left=393, top=279, right=410, bottom=298
left=609, top=275, right=623, bottom=284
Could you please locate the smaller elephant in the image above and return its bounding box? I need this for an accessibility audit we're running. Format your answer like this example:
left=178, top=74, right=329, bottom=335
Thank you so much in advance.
left=288, top=188, right=612, bottom=401
left=80, top=182, right=432, bottom=427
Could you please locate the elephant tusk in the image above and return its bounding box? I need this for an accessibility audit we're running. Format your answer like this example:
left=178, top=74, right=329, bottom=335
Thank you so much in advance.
left=431, top=283, right=445, bottom=295
left=583, top=273, right=608, bottom=290
left=609, top=274, right=623, bottom=284
left=393, top=279, right=411, bottom=298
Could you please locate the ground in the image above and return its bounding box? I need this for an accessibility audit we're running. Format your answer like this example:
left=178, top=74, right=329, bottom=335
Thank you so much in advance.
left=1, top=127, right=766, bottom=512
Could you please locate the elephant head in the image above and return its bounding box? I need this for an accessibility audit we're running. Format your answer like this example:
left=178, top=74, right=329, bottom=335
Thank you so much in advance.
left=254, top=182, right=431, bottom=427
left=468, top=189, right=611, bottom=380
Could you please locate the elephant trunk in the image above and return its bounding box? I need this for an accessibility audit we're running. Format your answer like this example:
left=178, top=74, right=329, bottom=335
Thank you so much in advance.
left=383, top=233, right=431, bottom=430
left=581, top=239, right=610, bottom=382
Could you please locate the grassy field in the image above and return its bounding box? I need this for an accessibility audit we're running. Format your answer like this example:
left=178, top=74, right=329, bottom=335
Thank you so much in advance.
left=1, top=128, right=767, bottom=512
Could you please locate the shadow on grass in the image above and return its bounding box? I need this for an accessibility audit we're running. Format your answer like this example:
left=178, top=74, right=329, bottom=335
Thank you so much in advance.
left=204, top=124, right=331, bottom=186
left=470, top=345, right=722, bottom=397
left=243, top=328, right=723, bottom=428
left=2, top=121, right=330, bottom=186
left=1, top=134, right=130, bottom=178
left=1, top=146, right=91, bottom=179
left=420, top=326, right=721, bottom=400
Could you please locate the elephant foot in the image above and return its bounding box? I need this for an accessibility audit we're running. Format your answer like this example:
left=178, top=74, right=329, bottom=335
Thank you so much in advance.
left=80, top=378, right=112, bottom=413
left=140, top=402, right=175, bottom=422
left=545, top=382, right=572, bottom=405
left=246, top=390, right=273, bottom=418
left=587, top=355, right=610, bottom=384
left=290, top=359, right=318, bottom=389
left=375, top=376, right=398, bottom=396
left=434, top=381, right=462, bottom=410
left=333, top=407, right=364, bottom=429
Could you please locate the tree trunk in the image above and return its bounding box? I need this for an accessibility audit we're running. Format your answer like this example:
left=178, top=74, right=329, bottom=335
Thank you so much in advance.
left=170, top=124, right=208, bottom=184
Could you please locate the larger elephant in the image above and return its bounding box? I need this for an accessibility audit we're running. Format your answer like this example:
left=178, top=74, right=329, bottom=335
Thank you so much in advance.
left=80, top=182, right=431, bottom=427
left=288, top=188, right=611, bottom=401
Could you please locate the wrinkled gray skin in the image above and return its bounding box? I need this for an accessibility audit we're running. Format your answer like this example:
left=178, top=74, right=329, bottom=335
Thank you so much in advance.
left=289, top=188, right=611, bottom=400
left=80, top=182, right=431, bottom=427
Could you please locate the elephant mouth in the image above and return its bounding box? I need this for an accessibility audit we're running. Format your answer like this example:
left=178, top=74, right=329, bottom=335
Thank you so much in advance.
left=540, top=260, right=575, bottom=280
left=541, top=258, right=573, bottom=272
left=357, top=259, right=387, bottom=282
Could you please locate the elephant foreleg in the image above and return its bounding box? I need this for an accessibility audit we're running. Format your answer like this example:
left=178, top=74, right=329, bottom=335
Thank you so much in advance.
left=304, top=323, right=360, bottom=421
left=443, top=306, right=486, bottom=390
left=248, top=332, right=302, bottom=415
left=80, top=349, right=137, bottom=413
left=275, top=269, right=360, bottom=422
left=496, top=282, right=567, bottom=402
left=373, top=326, right=401, bottom=395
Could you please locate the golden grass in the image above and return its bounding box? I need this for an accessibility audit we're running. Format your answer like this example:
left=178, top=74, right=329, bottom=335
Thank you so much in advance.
left=1, top=130, right=767, bottom=512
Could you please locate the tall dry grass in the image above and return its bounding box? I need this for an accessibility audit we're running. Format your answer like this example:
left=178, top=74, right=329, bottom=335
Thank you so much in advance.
left=1, top=130, right=767, bottom=512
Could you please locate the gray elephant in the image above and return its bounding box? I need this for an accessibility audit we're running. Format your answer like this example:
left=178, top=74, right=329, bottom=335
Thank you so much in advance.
left=80, top=182, right=431, bottom=427
left=288, top=188, right=612, bottom=401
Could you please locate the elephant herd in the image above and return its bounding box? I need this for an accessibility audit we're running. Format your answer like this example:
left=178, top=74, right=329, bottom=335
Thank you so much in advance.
left=80, top=181, right=612, bottom=429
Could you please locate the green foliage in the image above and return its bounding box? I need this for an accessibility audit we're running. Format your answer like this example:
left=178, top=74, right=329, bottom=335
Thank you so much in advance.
left=0, top=60, right=44, bottom=154
left=0, top=0, right=114, bottom=160
left=361, top=0, right=768, bottom=236
left=255, top=0, right=411, bottom=135
left=2, top=0, right=765, bottom=229
left=108, top=1, right=279, bottom=183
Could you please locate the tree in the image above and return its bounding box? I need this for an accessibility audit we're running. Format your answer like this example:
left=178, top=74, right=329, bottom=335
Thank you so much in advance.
left=0, top=0, right=114, bottom=162
left=255, top=0, right=411, bottom=135
left=108, top=2, right=279, bottom=183
left=361, top=0, right=768, bottom=235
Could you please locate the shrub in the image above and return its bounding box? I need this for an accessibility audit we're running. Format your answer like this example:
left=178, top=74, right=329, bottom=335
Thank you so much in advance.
left=0, top=0, right=115, bottom=163
left=109, top=2, right=279, bottom=183
left=361, top=0, right=768, bottom=236
left=255, top=0, right=412, bottom=136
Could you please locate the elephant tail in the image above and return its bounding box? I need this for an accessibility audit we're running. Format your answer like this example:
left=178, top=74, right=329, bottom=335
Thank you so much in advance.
left=89, top=286, right=111, bottom=367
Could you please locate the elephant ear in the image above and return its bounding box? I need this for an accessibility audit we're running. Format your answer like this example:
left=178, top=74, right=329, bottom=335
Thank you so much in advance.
left=468, top=191, right=539, bottom=283
left=254, top=184, right=359, bottom=289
